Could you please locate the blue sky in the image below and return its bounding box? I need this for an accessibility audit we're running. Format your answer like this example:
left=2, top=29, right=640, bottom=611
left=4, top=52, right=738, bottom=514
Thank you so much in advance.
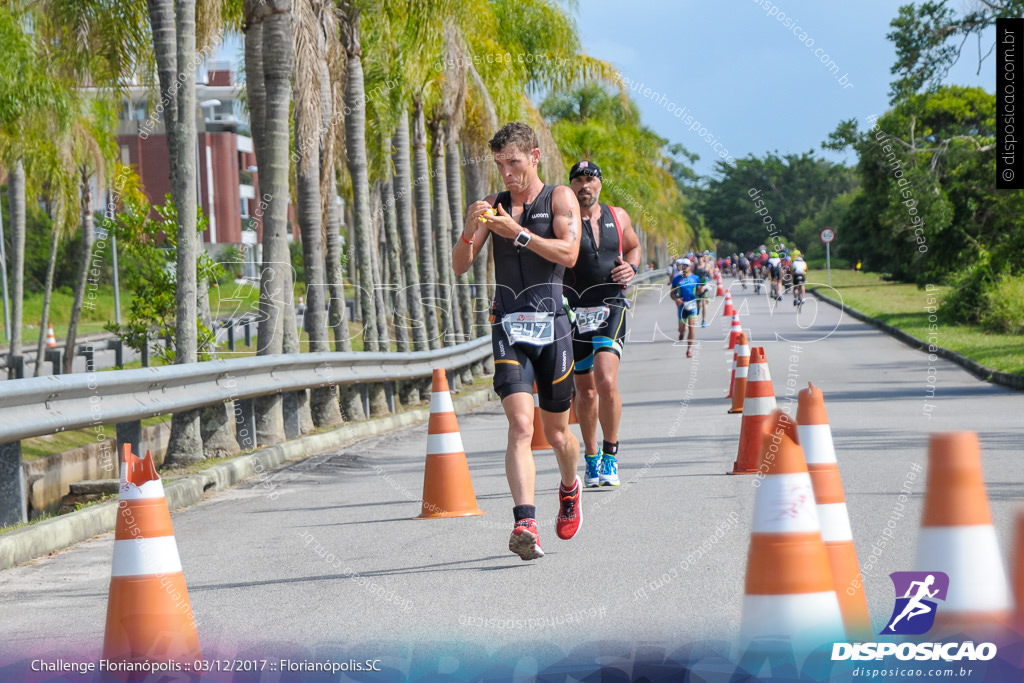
left=574, top=0, right=996, bottom=178
left=213, top=1, right=996, bottom=179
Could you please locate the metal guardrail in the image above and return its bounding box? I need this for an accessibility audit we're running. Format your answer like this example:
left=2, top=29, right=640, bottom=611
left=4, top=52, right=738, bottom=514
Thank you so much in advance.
left=0, top=274, right=665, bottom=525
left=0, top=336, right=491, bottom=525
left=0, top=336, right=491, bottom=444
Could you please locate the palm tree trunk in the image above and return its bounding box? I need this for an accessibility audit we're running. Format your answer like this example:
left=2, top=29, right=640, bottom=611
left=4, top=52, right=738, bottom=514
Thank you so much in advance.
left=325, top=185, right=365, bottom=420
left=342, top=30, right=379, bottom=354
left=381, top=174, right=409, bottom=352
left=462, top=141, right=491, bottom=340
left=254, top=0, right=294, bottom=446
left=447, top=141, right=478, bottom=381
left=392, top=114, right=428, bottom=353
left=342, top=12, right=388, bottom=416
left=370, top=182, right=389, bottom=347
left=325, top=172, right=352, bottom=353
left=199, top=276, right=239, bottom=457
left=63, top=171, right=95, bottom=374
left=146, top=0, right=180, bottom=159
left=412, top=101, right=440, bottom=349
left=429, top=125, right=460, bottom=347
left=8, top=161, right=25, bottom=377
left=447, top=140, right=475, bottom=337
left=33, top=227, right=60, bottom=377
left=296, top=101, right=341, bottom=428
left=243, top=5, right=266, bottom=166
left=165, top=0, right=203, bottom=466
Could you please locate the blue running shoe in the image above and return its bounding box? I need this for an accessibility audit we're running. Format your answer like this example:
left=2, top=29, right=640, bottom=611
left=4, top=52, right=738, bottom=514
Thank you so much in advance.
left=599, top=453, right=620, bottom=486
left=584, top=454, right=601, bottom=488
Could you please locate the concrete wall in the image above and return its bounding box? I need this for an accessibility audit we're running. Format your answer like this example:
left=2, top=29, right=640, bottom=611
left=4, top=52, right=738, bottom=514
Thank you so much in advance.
left=23, top=422, right=171, bottom=519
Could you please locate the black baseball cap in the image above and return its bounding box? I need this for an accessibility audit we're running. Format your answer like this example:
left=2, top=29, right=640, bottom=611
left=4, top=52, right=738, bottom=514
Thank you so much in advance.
left=569, top=160, right=602, bottom=181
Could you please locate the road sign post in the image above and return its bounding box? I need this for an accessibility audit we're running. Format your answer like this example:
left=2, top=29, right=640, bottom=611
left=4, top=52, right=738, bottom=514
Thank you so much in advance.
left=820, top=228, right=836, bottom=286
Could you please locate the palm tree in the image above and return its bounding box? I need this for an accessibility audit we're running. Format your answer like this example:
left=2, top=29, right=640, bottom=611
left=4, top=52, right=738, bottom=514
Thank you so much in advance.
left=338, top=1, right=377, bottom=353
left=380, top=172, right=409, bottom=351
left=294, top=0, right=342, bottom=427
left=411, top=99, right=441, bottom=350
left=427, top=120, right=457, bottom=348
left=339, top=0, right=389, bottom=415
left=6, top=162, right=25, bottom=376
left=391, top=112, right=428, bottom=354
left=137, top=0, right=203, bottom=465
left=246, top=0, right=294, bottom=445
left=63, top=107, right=113, bottom=374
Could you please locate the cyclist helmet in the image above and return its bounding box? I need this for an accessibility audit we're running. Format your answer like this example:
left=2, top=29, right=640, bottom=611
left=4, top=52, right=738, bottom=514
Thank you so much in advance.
left=792, top=249, right=802, bottom=257
left=770, top=251, right=778, bottom=258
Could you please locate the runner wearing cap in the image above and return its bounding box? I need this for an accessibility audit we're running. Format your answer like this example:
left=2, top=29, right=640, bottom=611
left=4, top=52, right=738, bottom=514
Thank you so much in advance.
left=453, top=122, right=582, bottom=561
left=670, top=258, right=704, bottom=358
left=564, top=160, right=641, bottom=488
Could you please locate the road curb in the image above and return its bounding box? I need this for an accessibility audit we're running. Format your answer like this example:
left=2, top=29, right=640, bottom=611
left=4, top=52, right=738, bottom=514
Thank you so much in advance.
left=0, top=385, right=497, bottom=570
left=809, top=287, right=1024, bottom=391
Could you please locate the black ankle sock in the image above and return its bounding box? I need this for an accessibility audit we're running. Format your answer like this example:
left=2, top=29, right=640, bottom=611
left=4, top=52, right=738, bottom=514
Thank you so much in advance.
left=603, top=440, right=619, bottom=456
left=513, top=505, right=536, bottom=522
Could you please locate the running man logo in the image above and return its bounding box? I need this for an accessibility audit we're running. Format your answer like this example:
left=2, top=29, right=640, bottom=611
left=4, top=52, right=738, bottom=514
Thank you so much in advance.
left=881, top=571, right=949, bottom=635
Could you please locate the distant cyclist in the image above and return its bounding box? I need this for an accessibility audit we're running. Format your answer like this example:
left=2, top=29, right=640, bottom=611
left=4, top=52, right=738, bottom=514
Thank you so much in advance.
left=737, top=252, right=750, bottom=289
left=767, top=251, right=783, bottom=300
left=791, top=250, right=808, bottom=306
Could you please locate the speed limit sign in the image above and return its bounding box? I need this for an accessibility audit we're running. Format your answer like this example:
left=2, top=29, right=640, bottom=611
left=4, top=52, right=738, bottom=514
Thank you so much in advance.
left=820, top=228, right=835, bottom=244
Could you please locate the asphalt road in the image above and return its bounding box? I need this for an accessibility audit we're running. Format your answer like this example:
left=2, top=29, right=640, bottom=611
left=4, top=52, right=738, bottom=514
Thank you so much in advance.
left=1, top=277, right=1021, bottom=680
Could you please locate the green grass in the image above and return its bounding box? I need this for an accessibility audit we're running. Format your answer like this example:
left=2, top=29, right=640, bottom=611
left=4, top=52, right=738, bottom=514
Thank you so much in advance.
left=809, top=270, right=1024, bottom=375
left=0, top=284, right=129, bottom=344
left=21, top=415, right=169, bottom=462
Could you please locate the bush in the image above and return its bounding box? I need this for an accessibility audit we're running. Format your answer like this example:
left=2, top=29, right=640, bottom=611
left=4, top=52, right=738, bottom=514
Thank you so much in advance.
left=937, top=251, right=994, bottom=325
left=979, top=275, right=1024, bottom=335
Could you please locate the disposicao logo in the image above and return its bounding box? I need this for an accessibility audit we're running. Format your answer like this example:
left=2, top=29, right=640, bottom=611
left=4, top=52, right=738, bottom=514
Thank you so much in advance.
left=881, top=571, right=949, bottom=635
left=831, top=571, right=997, bottom=662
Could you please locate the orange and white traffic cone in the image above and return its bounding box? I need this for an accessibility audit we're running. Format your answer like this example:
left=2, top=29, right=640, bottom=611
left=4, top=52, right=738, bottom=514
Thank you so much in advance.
left=738, top=410, right=845, bottom=655
left=417, top=369, right=485, bottom=518
left=726, top=313, right=743, bottom=350
left=723, top=290, right=735, bottom=317
left=730, top=347, right=775, bottom=474
left=797, top=383, right=871, bottom=641
left=103, top=445, right=201, bottom=664
left=46, top=323, right=57, bottom=348
left=716, top=276, right=725, bottom=297
left=726, top=352, right=737, bottom=399
left=914, top=432, right=1012, bottom=634
left=531, top=382, right=552, bottom=450
left=728, top=334, right=750, bottom=414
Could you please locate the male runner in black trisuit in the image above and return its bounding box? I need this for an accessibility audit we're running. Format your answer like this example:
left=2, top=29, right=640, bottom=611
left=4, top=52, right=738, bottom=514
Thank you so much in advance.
left=564, top=160, right=641, bottom=488
left=453, top=122, right=582, bottom=561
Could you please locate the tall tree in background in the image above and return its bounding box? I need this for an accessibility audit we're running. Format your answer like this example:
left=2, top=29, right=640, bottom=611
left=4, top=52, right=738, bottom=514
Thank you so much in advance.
left=248, top=0, right=295, bottom=445
left=887, top=1, right=1024, bottom=103
left=542, top=84, right=691, bottom=249
left=294, top=0, right=342, bottom=427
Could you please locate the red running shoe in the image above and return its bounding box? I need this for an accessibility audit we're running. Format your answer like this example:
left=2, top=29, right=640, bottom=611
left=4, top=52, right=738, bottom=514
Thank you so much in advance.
left=509, top=518, right=544, bottom=561
left=556, top=476, right=583, bottom=540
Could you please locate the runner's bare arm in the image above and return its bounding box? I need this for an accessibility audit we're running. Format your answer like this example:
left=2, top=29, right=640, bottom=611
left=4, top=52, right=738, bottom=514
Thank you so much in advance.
left=484, top=186, right=580, bottom=268
left=452, top=194, right=497, bottom=275
left=610, top=207, right=642, bottom=285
